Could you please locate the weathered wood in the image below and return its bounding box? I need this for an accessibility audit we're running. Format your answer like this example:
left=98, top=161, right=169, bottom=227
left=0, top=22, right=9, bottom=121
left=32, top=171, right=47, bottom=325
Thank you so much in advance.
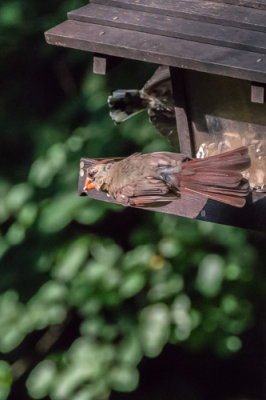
left=93, top=53, right=122, bottom=74
left=68, top=4, right=266, bottom=54
left=79, top=158, right=266, bottom=231
left=198, top=192, right=266, bottom=231
left=45, top=21, right=266, bottom=84
left=251, top=82, right=265, bottom=104
left=207, top=0, right=266, bottom=10
left=91, top=0, right=266, bottom=33
left=170, top=67, right=194, bottom=157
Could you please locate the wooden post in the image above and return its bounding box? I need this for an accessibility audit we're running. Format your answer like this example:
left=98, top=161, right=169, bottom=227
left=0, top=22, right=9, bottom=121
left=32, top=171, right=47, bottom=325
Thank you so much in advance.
left=251, top=82, right=265, bottom=104
left=170, top=67, right=194, bottom=157
left=93, top=54, right=122, bottom=75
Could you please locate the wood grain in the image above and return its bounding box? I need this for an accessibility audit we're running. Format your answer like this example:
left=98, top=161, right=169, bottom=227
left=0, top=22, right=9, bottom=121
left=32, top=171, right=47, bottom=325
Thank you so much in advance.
left=251, top=82, right=265, bottom=103
left=91, top=0, right=266, bottom=33
left=93, top=53, right=122, bottom=74
left=170, top=68, right=194, bottom=157
left=68, top=4, right=266, bottom=54
left=45, top=20, right=266, bottom=84
left=207, top=0, right=266, bottom=10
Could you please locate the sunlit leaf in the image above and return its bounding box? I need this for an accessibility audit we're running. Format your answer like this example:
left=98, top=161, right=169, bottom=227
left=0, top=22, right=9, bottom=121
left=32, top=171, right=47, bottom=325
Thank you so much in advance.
left=196, top=254, right=224, bottom=297
left=5, top=183, right=33, bottom=213
left=26, top=360, right=56, bottom=399
left=0, top=360, right=12, bottom=400
left=139, top=304, right=170, bottom=357
left=109, top=365, right=139, bottom=392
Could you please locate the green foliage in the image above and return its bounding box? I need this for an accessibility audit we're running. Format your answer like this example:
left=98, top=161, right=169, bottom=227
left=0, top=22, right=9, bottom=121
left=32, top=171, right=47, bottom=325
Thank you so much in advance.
left=0, top=1, right=265, bottom=399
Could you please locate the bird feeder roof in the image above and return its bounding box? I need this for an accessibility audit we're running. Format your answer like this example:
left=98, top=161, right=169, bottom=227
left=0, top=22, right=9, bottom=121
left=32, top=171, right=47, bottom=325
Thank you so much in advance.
left=45, top=0, right=266, bottom=82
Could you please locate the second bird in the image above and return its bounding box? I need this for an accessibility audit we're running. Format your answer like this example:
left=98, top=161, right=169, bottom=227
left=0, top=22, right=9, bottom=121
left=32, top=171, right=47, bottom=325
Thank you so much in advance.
left=108, top=66, right=178, bottom=148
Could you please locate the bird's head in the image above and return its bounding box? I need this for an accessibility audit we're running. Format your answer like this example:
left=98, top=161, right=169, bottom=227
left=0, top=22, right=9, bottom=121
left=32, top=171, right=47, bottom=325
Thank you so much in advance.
left=83, top=161, right=114, bottom=192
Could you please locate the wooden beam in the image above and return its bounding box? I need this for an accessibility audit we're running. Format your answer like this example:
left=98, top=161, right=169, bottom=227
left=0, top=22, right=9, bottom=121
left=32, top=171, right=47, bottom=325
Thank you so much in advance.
left=69, top=3, right=266, bottom=54
left=251, top=82, right=265, bottom=104
left=170, top=67, right=194, bottom=157
left=205, top=0, right=266, bottom=11
left=45, top=20, right=266, bottom=84
left=93, top=53, right=122, bottom=74
left=91, top=0, right=266, bottom=33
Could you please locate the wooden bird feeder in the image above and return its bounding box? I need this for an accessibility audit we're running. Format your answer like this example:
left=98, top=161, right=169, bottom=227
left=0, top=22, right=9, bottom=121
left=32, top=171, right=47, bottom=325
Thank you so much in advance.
left=45, top=0, right=266, bottom=230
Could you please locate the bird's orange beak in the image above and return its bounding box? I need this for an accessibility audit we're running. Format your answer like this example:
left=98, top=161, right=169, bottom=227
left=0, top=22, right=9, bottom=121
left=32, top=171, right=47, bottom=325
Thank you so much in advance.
left=83, top=178, right=95, bottom=191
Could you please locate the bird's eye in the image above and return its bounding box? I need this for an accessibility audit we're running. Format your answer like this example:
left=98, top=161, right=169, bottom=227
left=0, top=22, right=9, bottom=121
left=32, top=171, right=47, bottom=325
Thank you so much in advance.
left=88, top=169, right=97, bottom=179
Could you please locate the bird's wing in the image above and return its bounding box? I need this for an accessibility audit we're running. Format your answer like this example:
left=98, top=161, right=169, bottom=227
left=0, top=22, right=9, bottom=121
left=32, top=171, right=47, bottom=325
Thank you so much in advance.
left=114, top=177, right=176, bottom=207
left=148, top=111, right=179, bottom=149
left=142, top=66, right=178, bottom=149
left=143, top=66, right=172, bottom=94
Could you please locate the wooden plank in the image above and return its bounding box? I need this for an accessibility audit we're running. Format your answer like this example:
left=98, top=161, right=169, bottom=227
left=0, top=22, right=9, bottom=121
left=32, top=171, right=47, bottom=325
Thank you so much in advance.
left=170, top=67, right=194, bottom=157
left=68, top=4, right=266, bottom=54
left=79, top=158, right=266, bottom=231
left=251, top=82, right=265, bottom=103
left=198, top=192, right=266, bottom=231
left=91, top=0, right=266, bottom=33
left=45, top=20, right=266, bottom=84
left=93, top=53, right=122, bottom=74
left=207, top=0, right=266, bottom=10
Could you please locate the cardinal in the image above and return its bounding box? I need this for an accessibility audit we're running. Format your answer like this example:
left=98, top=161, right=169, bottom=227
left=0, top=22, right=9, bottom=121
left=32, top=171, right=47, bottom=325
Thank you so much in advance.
left=108, top=65, right=178, bottom=148
left=83, top=147, right=251, bottom=208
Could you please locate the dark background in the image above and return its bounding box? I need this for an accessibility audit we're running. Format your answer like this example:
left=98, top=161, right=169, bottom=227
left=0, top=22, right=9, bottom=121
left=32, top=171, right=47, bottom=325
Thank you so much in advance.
left=1, top=1, right=266, bottom=399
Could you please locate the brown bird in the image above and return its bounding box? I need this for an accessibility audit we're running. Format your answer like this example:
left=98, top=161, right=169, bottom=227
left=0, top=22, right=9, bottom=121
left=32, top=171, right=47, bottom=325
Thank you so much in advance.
left=108, top=66, right=178, bottom=148
left=83, top=147, right=251, bottom=208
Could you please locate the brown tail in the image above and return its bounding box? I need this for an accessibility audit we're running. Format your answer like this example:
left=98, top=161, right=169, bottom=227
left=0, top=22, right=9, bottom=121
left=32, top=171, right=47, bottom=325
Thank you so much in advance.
left=178, top=147, right=251, bottom=207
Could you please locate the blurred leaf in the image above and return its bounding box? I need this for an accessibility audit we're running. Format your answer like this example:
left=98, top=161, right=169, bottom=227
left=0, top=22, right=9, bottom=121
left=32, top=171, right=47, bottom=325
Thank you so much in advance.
left=53, top=237, right=90, bottom=282
left=0, top=1, right=22, bottom=27
left=38, top=193, right=82, bottom=233
left=26, top=360, right=56, bottom=399
left=6, top=222, right=26, bottom=245
left=118, top=333, right=143, bottom=365
left=171, top=295, right=192, bottom=341
left=119, top=272, right=146, bottom=298
left=0, top=360, right=12, bottom=400
left=196, top=254, right=224, bottom=297
left=148, top=274, right=184, bottom=302
left=139, top=304, right=170, bottom=357
left=17, top=203, right=38, bottom=227
left=5, top=183, right=33, bottom=213
left=109, top=365, right=139, bottom=392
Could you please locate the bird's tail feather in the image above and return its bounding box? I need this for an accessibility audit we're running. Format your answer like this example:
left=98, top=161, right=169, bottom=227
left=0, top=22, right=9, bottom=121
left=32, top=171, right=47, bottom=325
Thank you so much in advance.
left=108, top=89, right=147, bottom=124
left=178, top=147, right=251, bottom=207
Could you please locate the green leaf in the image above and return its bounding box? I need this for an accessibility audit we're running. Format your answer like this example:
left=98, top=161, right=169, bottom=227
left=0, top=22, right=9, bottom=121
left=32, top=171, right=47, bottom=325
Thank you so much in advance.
left=26, top=360, right=56, bottom=399
left=38, top=193, right=81, bottom=233
left=53, top=238, right=90, bottom=282
left=196, top=254, right=224, bottom=297
left=119, top=272, right=146, bottom=298
left=139, top=304, right=170, bottom=357
left=0, top=361, right=12, bottom=400
left=109, top=365, right=139, bottom=392
left=5, top=183, right=33, bottom=213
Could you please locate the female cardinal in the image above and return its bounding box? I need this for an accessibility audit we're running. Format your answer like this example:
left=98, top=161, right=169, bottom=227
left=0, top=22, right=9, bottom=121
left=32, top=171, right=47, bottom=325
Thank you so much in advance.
left=83, top=147, right=251, bottom=208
